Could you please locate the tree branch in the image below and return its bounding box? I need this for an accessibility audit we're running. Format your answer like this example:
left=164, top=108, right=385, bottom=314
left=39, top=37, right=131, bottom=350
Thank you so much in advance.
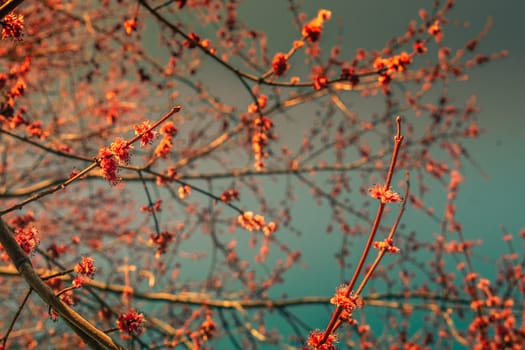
left=0, top=219, right=124, bottom=350
left=0, top=0, right=25, bottom=20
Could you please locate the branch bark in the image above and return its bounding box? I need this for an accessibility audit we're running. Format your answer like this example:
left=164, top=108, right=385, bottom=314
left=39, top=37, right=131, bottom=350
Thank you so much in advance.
left=0, top=0, right=25, bottom=20
left=0, top=219, right=124, bottom=350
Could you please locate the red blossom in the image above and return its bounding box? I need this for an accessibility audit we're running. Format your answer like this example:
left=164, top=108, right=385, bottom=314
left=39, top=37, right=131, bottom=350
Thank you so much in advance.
left=330, top=285, right=363, bottom=318
left=248, top=95, right=268, bottom=113
left=178, top=185, right=191, bottom=199
left=252, top=131, right=269, bottom=169
left=8, top=79, right=26, bottom=98
left=160, top=121, right=178, bottom=136
left=184, top=32, right=201, bottom=49
left=72, top=276, right=86, bottom=288
left=74, top=256, right=97, bottom=278
left=368, top=184, right=402, bottom=203
left=1, top=13, right=24, bottom=40
left=124, top=18, right=137, bottom=35
left=302, top=9, right=331, bottom=43
left=154, top=137, right=173, bottom=158
left=313, top=75, right=328, bottom=90
left=97, top=147, right=119, bottom=184
left=199, top=314, right=216, bottom=341
left=373, top=238, right=401, bottom=254
left=307, top=329, right=337, bottom=350
left=110, top=137, right=132, bottom=164
left=253, top=116, right=273, bottom=131
left=238, top=211, right=265, bottom=231
left=263, top=221, right=277, bottom=237
left=220, top=189, right=240, bottom=203
left=272, top=53, right=289, bottom=77
left=150, top=231, right=174, bottom=257
left=134, top=120, right=156, bottom=147
left=413, top=40, right=427, bottom=54
left=428, top=20, right=443, bottom=42
left=116, top=308, right=145, bottom=337
left=464, top=121, right=480, bottom=138
left=26, top=121, right=47, bottom=139
left=14, top=226, right=40, bottom=255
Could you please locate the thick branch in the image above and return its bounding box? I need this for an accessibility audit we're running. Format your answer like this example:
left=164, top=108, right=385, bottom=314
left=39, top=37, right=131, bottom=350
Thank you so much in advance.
left=0, top=0, right=24, bottom=20
left=0, top=265, right=490, bottom=312
left=0, top=219, right=124, bottom=350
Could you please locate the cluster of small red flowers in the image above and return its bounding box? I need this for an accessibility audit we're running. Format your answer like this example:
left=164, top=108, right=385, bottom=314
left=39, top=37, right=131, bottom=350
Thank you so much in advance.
left=368, top=184, right=403, bottom=204
left=447, top=170, right=464, bottom=200
left=272, top=53, right=289, bottom=77
left=248, top=95, right=267, bottom=113
left=123, top=18, right=137, bottom=35
left=160, top=121, right=178, bottom=137
left=74, top=256, right=97, bottom=278
left=302, top=9, right=331, bottom=43
left=263, top=222, right=277, bottom=237
left=428, top=20, right=443, bottom=42
left=178, top=185, right=191, bottom=199
left=313, top=74, right=328, bottom=90
left=14, top=226, right=39, bottom=255
left=140, top=199, right=162, bottom=213
left=184, top=32, right=200, bottom=48
left=413, top=40, right=427, bottom=54
left=134, top=120, right=156, bottom=147
left=97, top=147, right=119, bottom=184
left=1, top=12, right=24, bottom=40
left=306, top=329, right=337, bottom=350
left=155, top=121, right=177, bottom=158
left=8, top=78, right=25, bottom=99
left=464, top=120, right=480, bottom=138
left=26, top=120, right=48, bottom=139
left=150, top=231, right=174, bottom=258
left=373, top=52, right=412, bottom=92
left=0, top=58, right=30, bottom=129
left=72, top=256, right=96, bottom=288
left=237, top=211, right=265, bottom=231
left=373, top=238, right=401, bottom=254
left=116, top=308, right=145, bottom=338
left=198, top=313, right=216, bottom=341
left=220, top=188, right=240, bottom=203
left=374, top=52, right=412, bottom=74
left=251, top=115, right=274, bottom=170
left=183, top=32, right=212, bottom=52
left=237, top=211, right=277, bottom=236
left=98, top=120, right=162, bottom=183
left=110, top=137, right=132, bottom=164
left=330, top=285, right=364, bottom=320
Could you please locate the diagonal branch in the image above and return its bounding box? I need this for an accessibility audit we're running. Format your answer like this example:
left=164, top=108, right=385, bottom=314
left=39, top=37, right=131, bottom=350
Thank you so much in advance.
left=0, top=219, right=124, bottom=349
left=0, top=0, right=25, bottom=20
